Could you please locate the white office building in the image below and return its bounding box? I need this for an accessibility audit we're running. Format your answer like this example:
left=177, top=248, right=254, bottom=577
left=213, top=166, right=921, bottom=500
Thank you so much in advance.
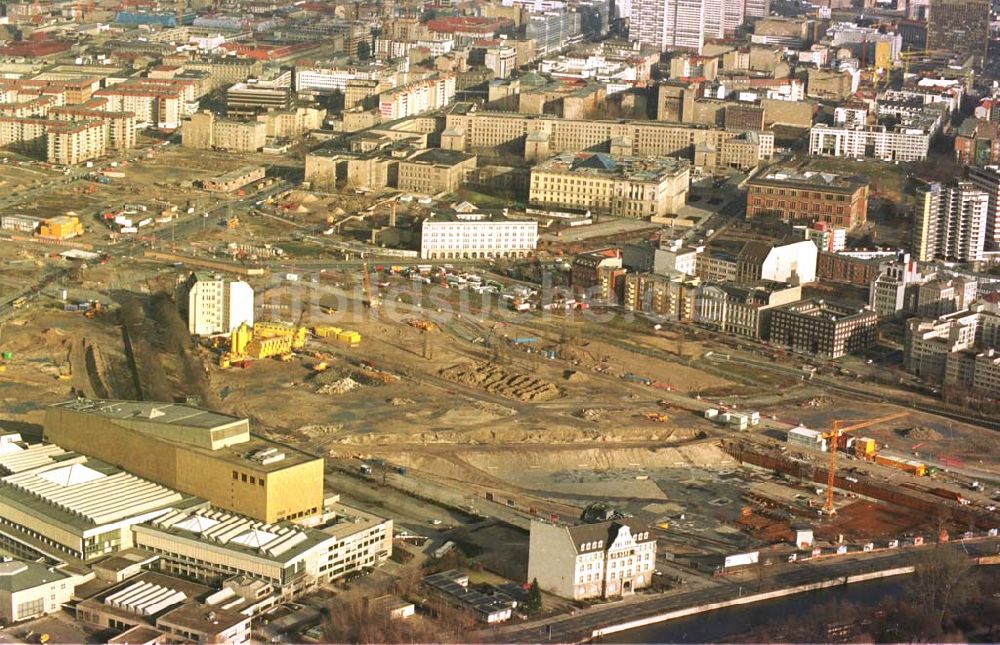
left=420, top=212, right=538, bottom=260
left=182, top=272, right=254, bottom=337
left=631, top=0, right=706, bottom=53
left=809, top=124, right=930, bottom=162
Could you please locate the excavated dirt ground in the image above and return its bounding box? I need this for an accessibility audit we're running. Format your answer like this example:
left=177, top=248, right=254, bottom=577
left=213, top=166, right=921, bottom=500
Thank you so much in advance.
left=438, top=362, right=561, bottom=401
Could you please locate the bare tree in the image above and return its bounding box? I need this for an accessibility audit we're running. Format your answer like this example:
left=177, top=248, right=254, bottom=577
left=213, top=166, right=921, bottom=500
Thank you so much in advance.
left=906, top=546, right=976, bottom=633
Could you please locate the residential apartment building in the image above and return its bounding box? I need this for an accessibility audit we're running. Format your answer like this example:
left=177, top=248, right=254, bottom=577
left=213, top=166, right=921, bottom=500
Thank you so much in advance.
left=378, top=74, right=456, bottom=120
left=809, top=124, right=930, bottom=162
left=49, top=106, right=138, bottom=151
left=911, top=181, right=989, bottom=262
left=133, top=505, right=392, bottom=596
left=529, top=152, right=690, bottom=218
left=180, top=272, right=254, bottom=336
left=420, top=211, right=537, bottom=260
left=631, top=0, right=706, bottom=54
left=768, top=300, right=878, bottom=358
left=927, top=0, right=989, bottom=64
left=904, top=306, right=1000, bottom=385
left=528, top=520, right=657, bottom=600
left=44, top=400, right=324, bottom=524
left=0, top=117, right=109, bottom=165
left=397, top=149, right=477, bottom=195
left=955, top=118, right=1000, bottom=166
left=181, top=112, right=266, bottom=152
left=622, top=272, right=700, bottom=321
left=966, top=165, right=1000, bottom=247
left=746, top=169, right=870, bottom=229
left=443, top=105, right=774, bottom=163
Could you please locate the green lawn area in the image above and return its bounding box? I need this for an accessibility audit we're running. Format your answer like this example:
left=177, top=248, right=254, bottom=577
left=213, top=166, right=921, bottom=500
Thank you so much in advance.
left=455, top=188, right=522, bottom=209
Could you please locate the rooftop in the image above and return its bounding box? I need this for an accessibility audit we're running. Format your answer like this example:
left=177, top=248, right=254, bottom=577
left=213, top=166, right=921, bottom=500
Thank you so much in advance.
left=0, top=558, right=73, bottom=593
left=535, top=152, right=689, bottom=182
left=405, top=148, right=476, bottom=166
left=1, top=457, right=185, bottom=528
left=750, top=168, right=868, bottom=191
left=140, top=507, right=338, bottom=565
left=52, top=399, right=242, bottom=431
left=156, top=602, right=248, bottom=635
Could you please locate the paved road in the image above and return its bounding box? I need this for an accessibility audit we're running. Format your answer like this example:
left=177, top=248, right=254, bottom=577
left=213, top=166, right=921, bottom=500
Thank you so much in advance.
left=478, top=539, right=1000, bottom=643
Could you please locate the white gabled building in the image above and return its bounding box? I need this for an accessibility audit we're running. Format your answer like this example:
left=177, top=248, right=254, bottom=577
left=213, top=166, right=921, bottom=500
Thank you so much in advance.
left=180, top=272, right=254, bottom=337
left=527, top=520, right=657, bottom=600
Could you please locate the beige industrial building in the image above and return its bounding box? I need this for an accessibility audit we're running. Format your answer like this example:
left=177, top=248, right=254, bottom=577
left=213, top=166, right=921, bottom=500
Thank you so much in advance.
left=43, top=400, right=325, bottom=524
left=442, top=104, right=773, bottom=165
left=132, top=504, right=392, bottom=596
left=203, top=166, right=266, bottom=193
left=0, top=559, right=78, bottom=625
left=397, top=148, right=477, bottom=194
left=182, top=111, right=266, bottom=152
left=529, top=152, right=690, bottom=218
left=694, top=282, right=802, bottom=339
left=528, top=520, right=657, bottom=600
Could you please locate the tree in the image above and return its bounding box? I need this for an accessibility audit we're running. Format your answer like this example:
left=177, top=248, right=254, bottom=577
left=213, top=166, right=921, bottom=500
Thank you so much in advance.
left=525, top=578, right=542, bottom=614
left=906, top=545, right=976, bottom=633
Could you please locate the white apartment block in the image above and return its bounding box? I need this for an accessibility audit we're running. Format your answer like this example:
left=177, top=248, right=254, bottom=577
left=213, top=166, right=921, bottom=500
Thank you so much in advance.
left=528, top=520, right=657, bottom=600
left=809, top=124, right=930, bottom=162
left=834, top=106, right=868, bottom=127
left=420, top=214, right=538, bottom=259
left=94, top=90, right=182, bottom=130
left=631, top=0, right=706, bottom=53
left=912, top=181, right=989, bottom=263
left=378, top=74, right=456, bottom=120
left=182, top=273, right=254, bottom=336
left=704, top=0, right=745, bottom=38
left=905, top=304, right=1000, bottom=391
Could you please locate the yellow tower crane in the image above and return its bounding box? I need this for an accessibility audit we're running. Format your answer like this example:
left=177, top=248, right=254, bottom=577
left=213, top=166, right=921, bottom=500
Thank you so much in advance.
left=822, top=411, right=908, bottom=515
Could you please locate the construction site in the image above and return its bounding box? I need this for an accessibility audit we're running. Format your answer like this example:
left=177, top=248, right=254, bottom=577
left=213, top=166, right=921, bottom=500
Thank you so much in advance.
left=0, top=141, right=998, bottom=605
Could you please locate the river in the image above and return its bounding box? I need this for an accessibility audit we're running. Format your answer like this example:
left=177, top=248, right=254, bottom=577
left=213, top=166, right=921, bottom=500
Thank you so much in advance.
left=598, top=577, right=907, bottom=644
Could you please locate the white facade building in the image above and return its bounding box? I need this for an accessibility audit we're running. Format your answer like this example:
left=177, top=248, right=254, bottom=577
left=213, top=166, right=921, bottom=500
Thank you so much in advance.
left=183, top=273, right=254, bottom=337
left=631, top=0, right=706, bottom=53
left=528, top=520, right=657, bottom=600
left=913, top=182, right=990, bottom=263
left=966, top=165, right=1000, bottom=248
left=761, top=240, right=818, bottom=284
left=809, top=124, right=930, bottom=162
left=378, top=74, right=456, bottom=120
left=0, top=559, right=78, bottom=625
left=420, top=214, right=538, bottom=260
left=133, top=505, right=392, bottom=595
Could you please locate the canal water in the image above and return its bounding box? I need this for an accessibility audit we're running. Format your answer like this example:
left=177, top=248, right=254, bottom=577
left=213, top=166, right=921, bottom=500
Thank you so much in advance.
left=599, top=578, right=907, bottom=643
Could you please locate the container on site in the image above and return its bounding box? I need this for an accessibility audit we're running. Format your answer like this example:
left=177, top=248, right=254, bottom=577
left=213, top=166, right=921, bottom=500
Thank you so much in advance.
left=875, top=454, right=925, bottom=476
left=313, top=325, right=342, bottom=338
left=337, top=331, right=361, bottom=346
left=853, top=437, right=877, bottom=458
left=1, top=351, right=12, bottom=360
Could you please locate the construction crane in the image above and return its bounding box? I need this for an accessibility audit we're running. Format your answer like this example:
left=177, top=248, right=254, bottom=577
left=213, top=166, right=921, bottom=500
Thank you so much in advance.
left=898, top=49, right=947, bottom=77
left=361, top=260, right=380, bottom=309
left=822, top=411, right=908, bottom=515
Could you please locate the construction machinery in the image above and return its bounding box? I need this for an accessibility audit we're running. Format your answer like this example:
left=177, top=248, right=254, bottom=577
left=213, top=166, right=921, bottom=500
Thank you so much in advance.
left=822, top=411, right=908, bottom=515
left=362, top=260, right=380, bottom=309
left=644, top=412, right=669, bottom=423
left=220, top=320, right=308, bottom=366
left=407, top=319, right=436, bottom=332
